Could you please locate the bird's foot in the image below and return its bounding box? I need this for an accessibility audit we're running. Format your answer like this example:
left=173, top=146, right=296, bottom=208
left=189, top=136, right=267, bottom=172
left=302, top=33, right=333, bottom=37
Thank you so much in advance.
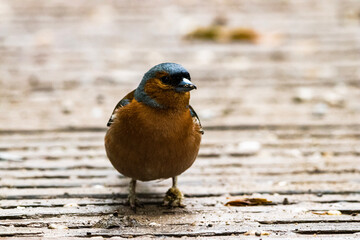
left=163, top=187, right=185, bottom=208
left=126, top=195, right=144, bottom=212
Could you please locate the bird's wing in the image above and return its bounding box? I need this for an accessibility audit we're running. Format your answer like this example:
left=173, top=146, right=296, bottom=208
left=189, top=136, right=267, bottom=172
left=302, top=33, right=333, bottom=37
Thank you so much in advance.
left=189, top=105, right=204, bottom=135
left=107, top=90, right=135, bottom=127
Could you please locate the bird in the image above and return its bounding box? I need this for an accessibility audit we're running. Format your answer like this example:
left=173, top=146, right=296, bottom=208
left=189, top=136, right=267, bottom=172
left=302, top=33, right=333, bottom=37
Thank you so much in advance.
left=104, top=63, right=203, bottom=210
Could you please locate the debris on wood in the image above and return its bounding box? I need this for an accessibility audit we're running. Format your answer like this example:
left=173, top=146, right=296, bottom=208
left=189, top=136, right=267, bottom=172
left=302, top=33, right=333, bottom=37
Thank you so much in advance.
left=149, top=222, right=161, bottom=227
left=312, top=103, right=328, bottom=118
left=225, top=197, right=273, bottom=206
left=64, top=203, right=79, bottom=208
left=327, top=210, right=342, bottom=215
left=229, top=28, right=259, bottom=42
left=48, top=224, right=68, bottom=229
left=61, top=100, right=74, bottom=114
left=0, top=152, right=23, bottom=161
left=293, top=86, right=346, bottom=108
left=323, top=92, right=345, bottom=107
left=283, top=197, right=290, bottom=205
left=185, top=25, right=259, bottom=43
left=186, top=26, right=223, bottom=41
left=244, top=230, right=270, bottom=236
left=293, top=87, right=313, bottom=103
left=321, top=151, right=333, bottom=158
left=93, top=215, right=139, bottom=229
left=312, top=210, right=342, bottom=215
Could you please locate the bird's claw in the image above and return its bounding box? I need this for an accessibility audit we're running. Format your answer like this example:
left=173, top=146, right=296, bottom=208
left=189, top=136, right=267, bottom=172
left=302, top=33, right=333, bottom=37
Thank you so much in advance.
left=163, top=187, right=186, bottom=208
left=127, top=196, right=144, bottom=212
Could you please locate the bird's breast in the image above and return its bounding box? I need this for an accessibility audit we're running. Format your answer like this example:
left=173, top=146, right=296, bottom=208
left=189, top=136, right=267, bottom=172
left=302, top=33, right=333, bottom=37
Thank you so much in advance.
left=105, top=101, right=202, bottom=181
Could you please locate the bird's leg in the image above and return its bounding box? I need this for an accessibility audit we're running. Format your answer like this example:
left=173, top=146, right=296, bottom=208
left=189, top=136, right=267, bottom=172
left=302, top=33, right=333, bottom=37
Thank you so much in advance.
left=172, top=175, right=178, bottom=188
left=127, top=179, right=137, bottom=210
left=163, top=176, right=185, bottom=207
left=127, top=179, right=142, bottom=211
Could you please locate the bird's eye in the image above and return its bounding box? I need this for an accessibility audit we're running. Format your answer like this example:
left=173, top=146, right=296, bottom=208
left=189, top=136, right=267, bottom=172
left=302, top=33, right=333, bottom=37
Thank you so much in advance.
left=160, top=76, right=170, bottom=83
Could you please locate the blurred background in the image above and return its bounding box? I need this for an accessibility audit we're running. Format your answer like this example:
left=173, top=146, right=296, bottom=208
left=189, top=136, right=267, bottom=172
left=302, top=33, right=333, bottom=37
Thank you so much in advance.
left=1, top=0, right=359, bottom=130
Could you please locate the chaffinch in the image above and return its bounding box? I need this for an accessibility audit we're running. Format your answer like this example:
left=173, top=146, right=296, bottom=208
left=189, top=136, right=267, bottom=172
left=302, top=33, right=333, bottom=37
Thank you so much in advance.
left=105, top=63, right=203, bottom=210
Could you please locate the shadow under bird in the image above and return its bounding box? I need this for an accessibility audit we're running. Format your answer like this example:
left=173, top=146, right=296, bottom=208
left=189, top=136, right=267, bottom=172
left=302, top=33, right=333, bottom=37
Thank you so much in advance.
left=105, top=63, right=203, bottom=210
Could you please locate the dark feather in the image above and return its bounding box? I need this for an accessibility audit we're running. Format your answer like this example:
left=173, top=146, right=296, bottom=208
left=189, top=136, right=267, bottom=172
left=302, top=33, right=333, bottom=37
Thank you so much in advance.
left=107, top=90, right=135, bottom=127
left=189, top=105, right=204, bottom=135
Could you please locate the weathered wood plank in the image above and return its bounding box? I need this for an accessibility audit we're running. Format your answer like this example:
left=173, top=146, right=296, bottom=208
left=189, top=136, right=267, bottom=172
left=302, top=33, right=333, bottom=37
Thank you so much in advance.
left=1, top=180, right=360, bottom=200
left=0, top=198, right=359, bottom=237
left=0, top=137, right=355, bottom=151
left=1, top=154, right=359, bottom=170
left=1, top=193, right=359, bottom=208
left=1, top=196, right=360, bottom=217
left=1, top=173, right=359, bottom=189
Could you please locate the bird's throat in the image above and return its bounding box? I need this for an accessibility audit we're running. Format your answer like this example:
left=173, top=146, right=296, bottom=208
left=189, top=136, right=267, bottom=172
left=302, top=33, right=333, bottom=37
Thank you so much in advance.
left=144, top=78, right=190, bottom=110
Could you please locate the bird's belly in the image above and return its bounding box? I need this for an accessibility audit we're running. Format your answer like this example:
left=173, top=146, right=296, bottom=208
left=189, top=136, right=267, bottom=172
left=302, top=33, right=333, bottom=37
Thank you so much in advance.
left=105, top=117, right=201, bottom=181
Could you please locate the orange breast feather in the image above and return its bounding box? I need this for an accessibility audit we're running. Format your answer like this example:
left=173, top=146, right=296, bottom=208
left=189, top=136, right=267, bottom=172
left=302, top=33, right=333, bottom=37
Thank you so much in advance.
left=105, top=100, right=202, bottom=181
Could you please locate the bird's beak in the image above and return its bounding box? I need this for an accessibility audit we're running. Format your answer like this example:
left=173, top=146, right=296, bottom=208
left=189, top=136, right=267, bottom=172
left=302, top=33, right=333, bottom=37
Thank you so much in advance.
left=175, top=78, right=197, bottom=92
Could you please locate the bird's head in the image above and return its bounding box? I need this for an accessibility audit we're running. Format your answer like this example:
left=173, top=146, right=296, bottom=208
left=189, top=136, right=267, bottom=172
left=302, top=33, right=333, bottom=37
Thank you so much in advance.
left=134, top=63, right=196, bottom=109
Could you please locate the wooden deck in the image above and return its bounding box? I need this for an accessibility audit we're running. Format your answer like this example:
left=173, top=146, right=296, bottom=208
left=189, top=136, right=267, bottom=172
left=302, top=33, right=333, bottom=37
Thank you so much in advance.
left=1, top=0, right=360, bottom=238
left=1, top=125, right=360, bottom=238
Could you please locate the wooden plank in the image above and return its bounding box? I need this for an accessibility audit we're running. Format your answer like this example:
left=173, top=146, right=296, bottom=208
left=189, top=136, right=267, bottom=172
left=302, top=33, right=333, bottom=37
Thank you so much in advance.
left=0, top=198, right=359, bottom=233
left=1, top=136, right=359, bottom=152
left=1, top=172, right=360, bottom=189
left=2, top=193, right=359, bottom=209
left=1, top=178, right=360, bottom=199
left=1, top=153, right=359, bottom=169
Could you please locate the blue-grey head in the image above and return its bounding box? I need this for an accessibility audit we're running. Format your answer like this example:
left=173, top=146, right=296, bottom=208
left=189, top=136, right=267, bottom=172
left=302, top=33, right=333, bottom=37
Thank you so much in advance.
left=134, top=63, right=196, bottom=108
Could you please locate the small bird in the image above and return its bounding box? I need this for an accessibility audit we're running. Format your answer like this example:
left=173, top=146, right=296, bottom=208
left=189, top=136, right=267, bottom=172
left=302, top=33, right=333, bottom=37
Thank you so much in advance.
left=105, top=63, right=203, bottom=210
